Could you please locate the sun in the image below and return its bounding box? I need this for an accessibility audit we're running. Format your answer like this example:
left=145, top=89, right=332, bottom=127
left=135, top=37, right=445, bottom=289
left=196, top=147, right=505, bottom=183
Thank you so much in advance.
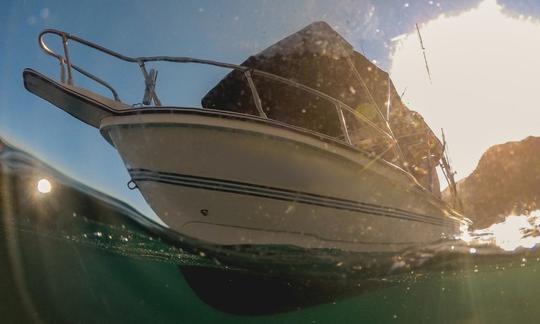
left=37, top=178, right=52, bottom=194
left=390, top=0, right=540, bottom=179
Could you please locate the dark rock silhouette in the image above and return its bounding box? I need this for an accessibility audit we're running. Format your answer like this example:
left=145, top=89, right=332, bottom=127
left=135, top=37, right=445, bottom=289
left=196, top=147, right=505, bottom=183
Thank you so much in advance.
left=446, top=136, right=540, bottom=228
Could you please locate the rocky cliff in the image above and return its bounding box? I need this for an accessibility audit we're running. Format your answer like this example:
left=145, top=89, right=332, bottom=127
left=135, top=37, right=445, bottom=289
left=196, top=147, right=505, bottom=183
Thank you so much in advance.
left=446, top=136, right=540, bottom=228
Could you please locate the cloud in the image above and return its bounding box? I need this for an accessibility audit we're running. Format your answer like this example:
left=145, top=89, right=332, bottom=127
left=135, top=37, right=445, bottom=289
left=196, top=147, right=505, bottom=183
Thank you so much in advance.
left=390, top=0, right=540, bottom=178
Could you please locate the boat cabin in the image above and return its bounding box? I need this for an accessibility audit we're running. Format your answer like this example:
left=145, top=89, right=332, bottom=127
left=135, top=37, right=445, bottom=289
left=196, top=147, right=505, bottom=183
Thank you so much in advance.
left=202, top=22, right=443, bottom=195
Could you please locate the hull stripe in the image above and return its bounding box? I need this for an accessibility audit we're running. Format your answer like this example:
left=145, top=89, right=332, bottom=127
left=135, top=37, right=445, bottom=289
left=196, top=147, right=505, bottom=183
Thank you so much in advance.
left=129, top=168, right=462, bottom=227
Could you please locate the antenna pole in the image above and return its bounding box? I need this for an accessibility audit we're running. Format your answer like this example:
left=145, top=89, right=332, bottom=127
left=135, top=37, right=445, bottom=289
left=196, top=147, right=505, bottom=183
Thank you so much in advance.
left=386, top=74, right=391, bottom=122
left=416, top=23, right=432, bottom=84
left=440, top=128, right=463, bottom=211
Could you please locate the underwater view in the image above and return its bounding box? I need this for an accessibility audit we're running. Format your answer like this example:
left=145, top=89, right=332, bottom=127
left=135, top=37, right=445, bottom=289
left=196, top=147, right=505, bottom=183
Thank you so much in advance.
left=2, top=0, right=540, bottom=323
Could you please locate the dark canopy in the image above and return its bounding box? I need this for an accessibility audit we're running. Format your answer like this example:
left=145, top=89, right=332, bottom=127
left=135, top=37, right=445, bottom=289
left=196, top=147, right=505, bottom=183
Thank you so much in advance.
left=202, top=21, right=442, bottom=193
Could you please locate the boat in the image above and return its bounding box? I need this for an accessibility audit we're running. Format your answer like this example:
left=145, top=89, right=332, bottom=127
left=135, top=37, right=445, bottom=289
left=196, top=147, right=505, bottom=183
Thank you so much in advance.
left=22, top=22, right=468, bottom=258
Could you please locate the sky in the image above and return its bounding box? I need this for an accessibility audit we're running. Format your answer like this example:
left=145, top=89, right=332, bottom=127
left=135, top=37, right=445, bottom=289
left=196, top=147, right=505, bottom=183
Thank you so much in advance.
left=390, top=0, right=540, bottom=180
left=1, top=0, right=539, bottom=218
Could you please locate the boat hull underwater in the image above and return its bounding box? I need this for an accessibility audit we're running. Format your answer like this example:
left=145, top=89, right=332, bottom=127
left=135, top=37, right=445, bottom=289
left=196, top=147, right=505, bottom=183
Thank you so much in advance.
left=22, top=26, right=467, bottom=260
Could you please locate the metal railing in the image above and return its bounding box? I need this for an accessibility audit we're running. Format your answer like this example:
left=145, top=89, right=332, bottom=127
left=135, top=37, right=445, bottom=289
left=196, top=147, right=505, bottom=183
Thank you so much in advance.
left=38, top=29, right=405, bottom=163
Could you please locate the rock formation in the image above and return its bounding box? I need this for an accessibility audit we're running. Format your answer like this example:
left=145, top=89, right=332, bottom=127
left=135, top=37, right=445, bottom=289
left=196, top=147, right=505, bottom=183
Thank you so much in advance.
left=446, top=136, right=540, bottom=228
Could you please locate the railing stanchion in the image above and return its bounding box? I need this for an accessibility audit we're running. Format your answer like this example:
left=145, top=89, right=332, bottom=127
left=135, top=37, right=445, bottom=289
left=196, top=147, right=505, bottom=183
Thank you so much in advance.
left=139, top=61, right=161, bottom=106
left=244, top=70, right=267, bottom=118
left=59, top=61, right=66, bottom=84
left=336, top=104, right=352, bottom=145
left=61, top=34, right=73, bottom=85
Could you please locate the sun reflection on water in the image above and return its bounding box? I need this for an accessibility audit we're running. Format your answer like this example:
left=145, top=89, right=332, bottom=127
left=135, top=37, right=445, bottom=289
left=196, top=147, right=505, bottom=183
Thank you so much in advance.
left=460, top=210, right=540, bottom=251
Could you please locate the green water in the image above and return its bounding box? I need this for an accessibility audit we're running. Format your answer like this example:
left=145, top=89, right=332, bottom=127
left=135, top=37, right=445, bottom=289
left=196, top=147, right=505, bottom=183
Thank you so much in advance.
left=3, top=210, right=540, bottom=324
left=2, top=155, right=540, bottom=323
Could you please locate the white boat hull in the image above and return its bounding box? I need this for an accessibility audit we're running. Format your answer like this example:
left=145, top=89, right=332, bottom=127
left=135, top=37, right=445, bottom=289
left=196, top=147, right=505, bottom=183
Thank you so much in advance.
left=100, top=110, right=463, bottom=253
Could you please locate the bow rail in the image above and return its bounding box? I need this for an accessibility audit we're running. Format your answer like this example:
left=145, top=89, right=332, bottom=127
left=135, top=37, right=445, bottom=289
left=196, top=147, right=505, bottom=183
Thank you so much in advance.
left=38, top=29, right=406, bottom=163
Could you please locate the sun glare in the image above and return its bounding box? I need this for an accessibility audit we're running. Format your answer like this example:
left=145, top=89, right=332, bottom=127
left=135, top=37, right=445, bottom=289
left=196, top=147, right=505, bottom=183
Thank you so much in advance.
left=461, top=210, right=540, bottom=251
left=390, top=0, right=540, bottom=178
left=37, top=178, right=52, bottom=194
